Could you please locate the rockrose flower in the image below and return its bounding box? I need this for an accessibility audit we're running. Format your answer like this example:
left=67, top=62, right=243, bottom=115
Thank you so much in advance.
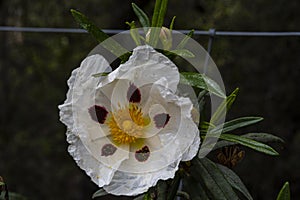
left=58, top=45, right=200, bottom=196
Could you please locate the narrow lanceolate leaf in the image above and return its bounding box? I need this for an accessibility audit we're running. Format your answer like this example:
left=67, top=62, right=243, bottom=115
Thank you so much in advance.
left=167, top=172, right=181, bottom=200
left=180, top=72, right=226, bottom=98
left=70, top=9, right=129, bottom=62
left=213, top=132, right=284, bottom=150
left=210, top=88, right=239, bottom=125
left=171, top=49, right=195, bottom=58
left=169, top=16, right=176, bottom=31
left=210, top=117, right=264, bottom=134
left=71, top=9, right=108, bottom=42
left=176, top=29, right=194, bottom=49
left=276, top=182, right=290, bottom=200
left=151, top=0, right=162, bottom=27
left=126, top=21, right=141, bottom=45
left=182, top=167, right=209, bottom=200
left=149, top=0, right=169, bottom=46
left=242, top=133, right=284, bottom=143
left=176, top=191, right=190, bottom=199
left=217, top=164, right=253, bottom=200
left=132, top=3, right=150, bottom=31
left=219, top=134, right=279, bottom=156
left=156, top=0, right=168, bottom=27
left=194, top=158, right=239, bottom=199
left=200, top=121, right=215, bottom=134
left=92, top=188, right=108, bottom=198
left=156, top=181, right=167, bottom=200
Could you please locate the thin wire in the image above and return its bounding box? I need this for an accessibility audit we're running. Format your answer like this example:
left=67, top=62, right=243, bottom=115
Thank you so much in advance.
left=1, top=26, right=300, bottom=37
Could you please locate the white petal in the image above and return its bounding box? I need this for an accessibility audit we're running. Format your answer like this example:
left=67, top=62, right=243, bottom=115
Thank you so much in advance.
left=146, top=80, right=200, bottom=164
left=103, top=161, right=180, bottom=196
left=58, top=68, right=78, bottom=131
left=117, top=80, right=200, bottom=175
left=181, top=132, right=200, bottom=161
left=59, top=54, right=112, bottom=131
left=98, top=45, right=179, bottom=108
left=67, top=132, right=126, bottom=187
left=59, top=55, right=131, bottom=187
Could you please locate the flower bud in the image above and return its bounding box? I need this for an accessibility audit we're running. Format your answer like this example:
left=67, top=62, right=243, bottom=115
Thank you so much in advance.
left=145, top=27, right=173, bottom=50
left=159, top=27, right=172, bottom=50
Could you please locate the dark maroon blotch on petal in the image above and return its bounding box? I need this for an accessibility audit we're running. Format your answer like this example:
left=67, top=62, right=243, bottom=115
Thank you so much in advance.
left=101, top=144, right=117, bottom=156
left=127, top=83, right=141, bottom=103
left=135, top=146, right=150, bottom=162
left=154, top=113, right=170, bottom=128
left=88, top=105, right=108, bottom=124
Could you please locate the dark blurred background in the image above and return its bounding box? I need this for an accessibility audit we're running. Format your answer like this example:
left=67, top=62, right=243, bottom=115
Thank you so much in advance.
left=0, top=0, right=299, bottom=199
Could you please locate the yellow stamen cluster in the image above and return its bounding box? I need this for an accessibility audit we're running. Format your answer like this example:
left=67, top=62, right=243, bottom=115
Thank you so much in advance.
left=107, top=104, right=147, bottom=144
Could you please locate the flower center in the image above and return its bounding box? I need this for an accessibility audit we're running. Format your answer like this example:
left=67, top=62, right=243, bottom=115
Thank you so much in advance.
left=122, top=120, right=133, bottom=131
left=107, top=103, right=148, bottom=144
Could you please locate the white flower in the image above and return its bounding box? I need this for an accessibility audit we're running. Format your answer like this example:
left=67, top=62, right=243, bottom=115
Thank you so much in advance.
left=58, top=45, right=200, bottom=196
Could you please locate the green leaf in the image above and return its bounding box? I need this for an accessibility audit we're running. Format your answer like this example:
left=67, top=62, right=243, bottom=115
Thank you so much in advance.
left=276, top=182, right=291, bottom=200
left=193, top=158, right=239, bottom=199
left=242, top=133, right=284, bottom=143
left=200, top=121, right=215, bottom=134
left=211, top=117, right=264, bottom=134
left=0, top=182, right=4, bottom=186
left=176, top=191, right=190, bottom=199
left=182, top=168, right=209, bottom=200
left=213, top=133, right=284, bottom=150
left=151, top=0, right=168, bottom=27
left=71, top=9, right=108, bottom=42
left=217, top=164, right=253, bottom=200
left=176, top=29, right=194, bottom=50
left=210, top=88, right=239, bottom=125
left=151, top=0, right=162, bottom=27
left=170, top=49, right=195, bottom=58
left=132, top=3, right=150, bottom=31
left=180, top=72, right=226, bottom=98
left=92, top=188, right=108, bottom=199
left=70, top=9, right=129, bottom=62
left=169, top=16, right=176, bottom=31
left=167, top=172, right=181, bottom=200
left=219, top=134, right=279, bottom=156
left=149, top=0, right=169, bottom=46
left=143, top=193, right=152, bottom=200
left=157, top=181, right=167, bottom=200
left=126, top=21, right=142, bottom=45
left=156, top=0, right=169, bottom=27
left=276, top=182, right=290, bottom=200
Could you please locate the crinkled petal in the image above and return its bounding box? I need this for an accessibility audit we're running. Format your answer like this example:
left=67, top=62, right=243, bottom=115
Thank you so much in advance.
left=103, top=161, right=179, bottom=196
left=109, top=79, right=199, bottom=195
left=98, top=45, right=179, bottom=108
left=67, top=132, right=119, bottom=186
left=59, top=55, right=130, bottom=187
left=181, top=131, right=200, bottom=161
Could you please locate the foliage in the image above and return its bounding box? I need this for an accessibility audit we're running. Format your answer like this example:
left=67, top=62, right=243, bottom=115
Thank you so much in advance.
left=276, top=182, right=290, bottom=200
